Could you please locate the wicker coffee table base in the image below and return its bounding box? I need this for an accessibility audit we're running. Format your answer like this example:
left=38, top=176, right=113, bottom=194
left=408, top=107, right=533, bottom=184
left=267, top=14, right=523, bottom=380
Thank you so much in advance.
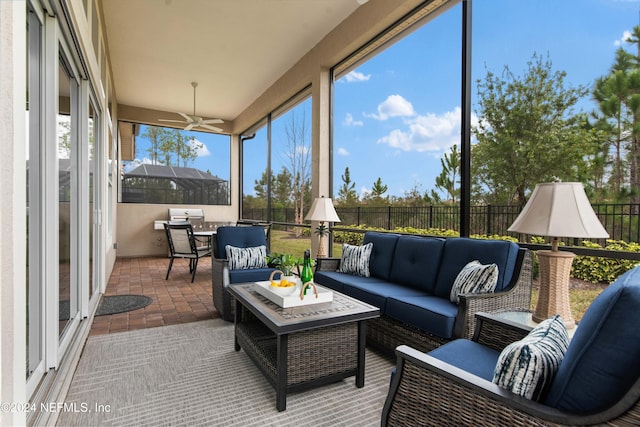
left=234, top=307, right=367, bottom=411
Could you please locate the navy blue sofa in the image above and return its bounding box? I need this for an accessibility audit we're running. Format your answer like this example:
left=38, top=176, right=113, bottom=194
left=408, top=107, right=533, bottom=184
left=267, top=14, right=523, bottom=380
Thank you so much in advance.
left=381, top=265, right=640, bottom=426
left=314, top=232, right=533, bottom=352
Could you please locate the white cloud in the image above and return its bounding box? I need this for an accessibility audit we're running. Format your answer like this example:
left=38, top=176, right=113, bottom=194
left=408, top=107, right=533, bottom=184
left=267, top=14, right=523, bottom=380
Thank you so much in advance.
left=337, top=147, right=350, bottom=156
left=377, top=107, right=478, bottom=153
left=366, top=94, right=416, bottom=120
left=614, top=30, right=632, bottom=46
left=343, top=113, right=363, bottom=127
left=343, top=70, right=371, bottom=83
left=189, top=138, right=210, bottom=157
left=359, top=186, right=371, bottom=197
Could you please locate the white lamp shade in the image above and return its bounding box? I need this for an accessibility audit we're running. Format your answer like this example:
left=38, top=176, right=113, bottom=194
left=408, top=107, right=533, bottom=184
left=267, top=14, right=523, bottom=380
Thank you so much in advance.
left=305, top=197, right=341, bottom=223
left=508, top=182, right=609, bottom=238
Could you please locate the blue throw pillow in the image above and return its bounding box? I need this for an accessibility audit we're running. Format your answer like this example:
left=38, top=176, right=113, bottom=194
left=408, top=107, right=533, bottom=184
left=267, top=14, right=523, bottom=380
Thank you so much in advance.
left=450, top=260, right=499, bottom=303
left=225, top=245, right=267, bottom=270
left=493, top=315, right=569, bottom=401
left=338, top=242, right=373, bottom=277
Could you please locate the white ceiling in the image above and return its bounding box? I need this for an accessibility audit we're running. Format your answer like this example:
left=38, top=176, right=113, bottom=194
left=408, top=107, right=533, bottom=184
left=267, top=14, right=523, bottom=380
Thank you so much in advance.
left=101, top=0, right=362, bottom=123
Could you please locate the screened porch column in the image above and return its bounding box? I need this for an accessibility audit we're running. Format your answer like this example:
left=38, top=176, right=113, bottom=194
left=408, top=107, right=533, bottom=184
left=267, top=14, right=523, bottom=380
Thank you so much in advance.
left=310, top=67, right=333, bottom=258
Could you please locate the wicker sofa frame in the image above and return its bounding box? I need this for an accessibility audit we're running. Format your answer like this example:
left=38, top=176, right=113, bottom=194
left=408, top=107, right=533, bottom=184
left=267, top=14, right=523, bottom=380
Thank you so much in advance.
left=315, top=247, right=533, bottom=354
left=381, top=313, right=640, bottom=427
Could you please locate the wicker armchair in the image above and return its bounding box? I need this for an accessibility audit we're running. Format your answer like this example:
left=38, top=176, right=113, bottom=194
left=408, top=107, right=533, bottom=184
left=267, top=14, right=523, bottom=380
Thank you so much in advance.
left=212, top=225, right=276, bottom=321
left=381, top=266, right=640, bottom=426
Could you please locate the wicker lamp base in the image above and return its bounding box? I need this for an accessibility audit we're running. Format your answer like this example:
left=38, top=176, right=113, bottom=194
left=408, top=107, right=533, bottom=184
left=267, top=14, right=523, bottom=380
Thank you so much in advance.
left=534, top=250, right=576, bottom=329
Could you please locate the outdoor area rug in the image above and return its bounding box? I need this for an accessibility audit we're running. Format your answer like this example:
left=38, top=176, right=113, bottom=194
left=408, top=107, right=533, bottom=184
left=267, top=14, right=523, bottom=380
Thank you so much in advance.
left=58, top=319, right=395, bottom=426
left=95, top=295, right=153, bottom=316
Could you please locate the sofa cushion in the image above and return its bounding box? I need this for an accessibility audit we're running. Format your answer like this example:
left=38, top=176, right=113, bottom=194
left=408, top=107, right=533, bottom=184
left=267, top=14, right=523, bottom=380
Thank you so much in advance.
left=429, top=339, right=501, bottom=381
left=449, top=260, right=498, bottom=303
left=228, top=267, right=277, bottom=284
left=434, top=238, right=519, bottom=298
left=338, top=242, right=373, bottom=277
left=314, top=271, right=348, bottom=293
left=544, top=266, right=640, bottom=413
left=225, top=245, right=267, bottom=270
left=216, top=226, right=267, bottom=259
left=341, top=279, right=430, bottom=312
left=493, top=315, right=569, bottom=401
left=388, top=236, right=444, bottom=293
left=362, top=232, right=400, bottom=281
left=385, top=296, right=459, bottom=339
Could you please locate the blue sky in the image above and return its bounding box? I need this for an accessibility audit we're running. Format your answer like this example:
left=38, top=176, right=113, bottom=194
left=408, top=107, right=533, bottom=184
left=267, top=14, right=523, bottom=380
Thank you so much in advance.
left=130, top=0, right=639, bottom=199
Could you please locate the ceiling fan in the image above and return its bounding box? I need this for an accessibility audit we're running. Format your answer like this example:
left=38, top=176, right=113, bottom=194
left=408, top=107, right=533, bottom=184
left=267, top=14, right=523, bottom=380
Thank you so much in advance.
left=158, top=82, right=224, bottom=132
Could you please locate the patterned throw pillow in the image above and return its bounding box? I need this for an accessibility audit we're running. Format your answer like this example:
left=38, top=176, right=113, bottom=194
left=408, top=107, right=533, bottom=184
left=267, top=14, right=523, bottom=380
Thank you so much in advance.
left=492, top=315, right=570, bottom=401
left=225, top=245, right=267, bottom=270
left=449, top=260, right=499, bottom=303
left=338, top=242, right=373, bottom=277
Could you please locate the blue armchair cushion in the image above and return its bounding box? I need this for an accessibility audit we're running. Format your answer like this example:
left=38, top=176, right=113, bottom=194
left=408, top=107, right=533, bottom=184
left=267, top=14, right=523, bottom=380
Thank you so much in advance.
left=429, top=339, right=501, bottom=381
left=228, top=267, right=277, bottom=284
left=544, top=267, right=640, bottom=413
left=216, top=226, right=267, bottom=260
left=338, top=242, right=373, bottom=277
left=363, top=232, right=400, bottom=281
left=449, top=260, right=498, bottom=303
left=493, top=315, right=569, bottom=401
left=389, top=236, right=444, bottom=293
left=225, top=245, right=267, bottom=270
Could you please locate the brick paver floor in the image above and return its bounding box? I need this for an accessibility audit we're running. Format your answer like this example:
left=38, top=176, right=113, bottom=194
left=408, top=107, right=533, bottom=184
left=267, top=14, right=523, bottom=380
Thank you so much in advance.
left=90, top=256, right=219, bottom=335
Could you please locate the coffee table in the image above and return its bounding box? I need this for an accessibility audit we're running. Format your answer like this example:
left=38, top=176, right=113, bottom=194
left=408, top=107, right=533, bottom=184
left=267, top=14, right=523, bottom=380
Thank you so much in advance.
left=227, top=282, right=380, bottom=411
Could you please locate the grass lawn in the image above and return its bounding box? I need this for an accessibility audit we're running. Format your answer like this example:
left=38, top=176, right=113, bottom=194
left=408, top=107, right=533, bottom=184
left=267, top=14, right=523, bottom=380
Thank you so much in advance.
left=270, top=229, right=607, bottom=322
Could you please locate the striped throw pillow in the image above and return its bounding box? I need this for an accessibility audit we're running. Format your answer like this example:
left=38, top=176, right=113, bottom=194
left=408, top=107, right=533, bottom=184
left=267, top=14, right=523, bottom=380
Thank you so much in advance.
left=449, top=260, right=499, bottom=303
left=338, top=242, right=373, bottom=277
left=225, top=245, right=267, bottom=270
left=492, top=315, right=570, bottom=401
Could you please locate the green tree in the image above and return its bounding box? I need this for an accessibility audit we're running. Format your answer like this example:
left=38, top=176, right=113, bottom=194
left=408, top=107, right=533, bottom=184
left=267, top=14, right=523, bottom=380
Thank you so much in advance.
left=472, top=53, right=594, bottom=207
left=434, top=144, right=460, bottom=203
left=337, top=167, right=358, bottom=206
left=364, top=177, right=388, bottom=205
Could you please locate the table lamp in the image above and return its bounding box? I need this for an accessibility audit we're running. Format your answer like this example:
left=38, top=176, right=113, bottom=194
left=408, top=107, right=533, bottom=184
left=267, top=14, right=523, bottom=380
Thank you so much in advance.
left=305, top=196, right=341, bottom=258
left=508, top=182, right=609, bottom=328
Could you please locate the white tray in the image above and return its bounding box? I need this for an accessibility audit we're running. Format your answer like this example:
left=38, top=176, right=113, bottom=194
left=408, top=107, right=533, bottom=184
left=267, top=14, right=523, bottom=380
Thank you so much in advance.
left=253, top=281, right=333, bottom=308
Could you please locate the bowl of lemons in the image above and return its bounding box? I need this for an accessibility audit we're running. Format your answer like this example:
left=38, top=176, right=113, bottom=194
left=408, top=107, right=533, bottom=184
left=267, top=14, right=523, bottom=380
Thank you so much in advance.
left=268, top=270, right=299, bottom=296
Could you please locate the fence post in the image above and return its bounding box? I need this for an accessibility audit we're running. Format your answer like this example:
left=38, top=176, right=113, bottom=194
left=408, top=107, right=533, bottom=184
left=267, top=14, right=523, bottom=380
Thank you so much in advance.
left=429, top=205, right=433, bottom=228
left=486, top=204, right=492, bottom=236
left=388, top=206, right=392, bottom=230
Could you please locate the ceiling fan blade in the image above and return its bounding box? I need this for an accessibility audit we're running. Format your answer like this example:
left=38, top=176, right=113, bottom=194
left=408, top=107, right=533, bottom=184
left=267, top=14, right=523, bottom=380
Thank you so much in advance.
left=199, top=124, right=223, bottom=132
left=158, top=119, right=188, bottom=123
left=201, top=118, right=224, bottom=124
left=177, top=112, right=193, bottom=122
left=184, top=123, right=195, bottom=131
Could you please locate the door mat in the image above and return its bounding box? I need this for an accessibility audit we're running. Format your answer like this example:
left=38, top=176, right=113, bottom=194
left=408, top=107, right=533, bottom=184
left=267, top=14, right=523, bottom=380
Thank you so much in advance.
left=96, top=295, right=153, bottom=316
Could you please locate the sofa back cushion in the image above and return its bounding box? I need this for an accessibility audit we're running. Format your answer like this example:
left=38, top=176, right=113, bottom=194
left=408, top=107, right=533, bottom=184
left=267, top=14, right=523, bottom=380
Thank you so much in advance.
left=388, top=236, right=444, bottom=293
left=362, top=232, right=400, bottom=281
left=543, top=266, right=640, bottom=413
left=433, top=238, right=520, bottom=299
left=216, top=226, right=267, bottom=260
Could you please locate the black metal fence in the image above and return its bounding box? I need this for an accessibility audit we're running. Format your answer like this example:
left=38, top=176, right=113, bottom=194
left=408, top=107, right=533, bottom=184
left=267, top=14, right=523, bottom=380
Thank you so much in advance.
left=243, top=203, right=640, bottom=244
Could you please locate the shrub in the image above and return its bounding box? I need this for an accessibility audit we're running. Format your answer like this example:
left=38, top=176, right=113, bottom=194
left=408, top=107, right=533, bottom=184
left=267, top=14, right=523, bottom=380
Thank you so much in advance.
left=572, top=240, right=640, bottom=283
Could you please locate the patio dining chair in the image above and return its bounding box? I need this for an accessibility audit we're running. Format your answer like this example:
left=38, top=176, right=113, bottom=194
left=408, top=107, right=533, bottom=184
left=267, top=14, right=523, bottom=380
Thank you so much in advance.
left=164, top=222, right=212, bottom=283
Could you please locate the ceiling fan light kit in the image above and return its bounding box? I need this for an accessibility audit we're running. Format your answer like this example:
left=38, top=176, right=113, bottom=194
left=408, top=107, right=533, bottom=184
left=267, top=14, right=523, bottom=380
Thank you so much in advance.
left=158, top=82, right=224, bottom=132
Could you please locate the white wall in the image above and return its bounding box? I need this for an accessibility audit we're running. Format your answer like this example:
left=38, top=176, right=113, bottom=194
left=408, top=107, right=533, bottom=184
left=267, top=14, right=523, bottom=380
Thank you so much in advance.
left=0, top=1, right=27, bottom=425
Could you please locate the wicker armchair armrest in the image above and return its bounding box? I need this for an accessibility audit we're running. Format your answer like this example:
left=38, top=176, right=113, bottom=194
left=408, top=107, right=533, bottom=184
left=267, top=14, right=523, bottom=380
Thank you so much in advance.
left=212, top=257, right=234, bottom=321
left=454, top=249, right=534, bottom=339
left=382, top=344, right=640, bottom=427
left=315, top=257, right=341, bottom=272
